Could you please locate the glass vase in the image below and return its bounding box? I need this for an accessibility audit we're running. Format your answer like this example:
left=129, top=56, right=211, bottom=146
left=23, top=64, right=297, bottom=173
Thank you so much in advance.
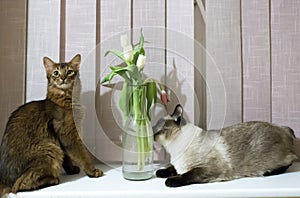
left=122, top=85, right=154, bottom=180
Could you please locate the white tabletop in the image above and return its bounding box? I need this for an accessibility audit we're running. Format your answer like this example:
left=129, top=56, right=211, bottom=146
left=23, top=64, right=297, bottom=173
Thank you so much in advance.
left=7, top=162, right=300, bottom=198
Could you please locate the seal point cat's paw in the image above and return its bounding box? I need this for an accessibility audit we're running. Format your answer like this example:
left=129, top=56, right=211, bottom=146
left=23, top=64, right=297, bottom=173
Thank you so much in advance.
left=156, top=169, right=171, bottom=178
left=156, top=166, right=178, bottom=178
left=165, top=177, right=185, bottom=187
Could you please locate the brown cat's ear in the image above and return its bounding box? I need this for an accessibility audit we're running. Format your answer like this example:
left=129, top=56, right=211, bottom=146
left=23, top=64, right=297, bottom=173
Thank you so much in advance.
left=69, top=54, right=81, bottom=70
left=43, top=56, right=55, bottom=72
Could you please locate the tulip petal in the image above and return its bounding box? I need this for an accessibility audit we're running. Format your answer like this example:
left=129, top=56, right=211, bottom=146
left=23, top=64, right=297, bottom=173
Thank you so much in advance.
left=136, top=54, right=146, bottom=70
left=120, top=35, right=130, bottom=48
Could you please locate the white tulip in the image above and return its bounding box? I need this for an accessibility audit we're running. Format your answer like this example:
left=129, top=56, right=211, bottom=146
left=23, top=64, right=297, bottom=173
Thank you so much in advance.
left=123, top=45, right=134, bottom=62
left=120, top=35, right=130, bottom=48
left=136, top=54, right=146, bottom=71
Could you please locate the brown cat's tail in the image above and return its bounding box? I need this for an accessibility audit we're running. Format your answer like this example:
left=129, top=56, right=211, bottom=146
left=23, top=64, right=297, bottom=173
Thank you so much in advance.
left=0, top=184, right=11, bottom=198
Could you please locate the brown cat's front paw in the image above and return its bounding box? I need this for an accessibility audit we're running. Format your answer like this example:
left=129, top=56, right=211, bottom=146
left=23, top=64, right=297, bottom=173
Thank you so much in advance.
left=86, top=168, right=103, bottom=178
left=65, top=165, right=80, bottom=175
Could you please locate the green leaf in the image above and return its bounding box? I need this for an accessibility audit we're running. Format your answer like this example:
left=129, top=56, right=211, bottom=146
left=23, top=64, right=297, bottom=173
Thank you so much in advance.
left=101, top=66, right=129, bottom=84
left=110, top=66, right=128, bottom=73
left=139, top=28, right=144, bottom=51
left=131, top=29, right=146, bottom=65
left=139, top=47, right=145, bottom=56
left=133, top=41, right=149, bottom=49
left=153, top=82, right=157, bottom=104
left=100, top=71, right=117, bottom=84
left=119, top=81, right=130, bottom=118
left=127, top=64, right=142, bottom=82
left=132, top=51, right=140, bottom=67
left=146, top=82, right=157, bottom=120
left=105, top=49, right=129, bottom=64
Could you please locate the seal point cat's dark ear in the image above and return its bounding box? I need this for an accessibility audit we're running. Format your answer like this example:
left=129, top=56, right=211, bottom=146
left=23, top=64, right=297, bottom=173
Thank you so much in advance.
left=43, top=56, right=55, bottom=72
left=70, top=54, right=81, bottom=70
left=171, top=104, right=184, bottom=125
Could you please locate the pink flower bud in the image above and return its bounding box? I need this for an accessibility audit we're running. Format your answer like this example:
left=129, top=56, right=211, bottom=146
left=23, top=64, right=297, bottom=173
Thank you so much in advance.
left=160, top=90, right=170, bottom=104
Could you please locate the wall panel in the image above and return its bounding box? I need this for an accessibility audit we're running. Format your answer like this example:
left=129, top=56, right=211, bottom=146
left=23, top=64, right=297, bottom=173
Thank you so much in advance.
left=26, top=0, right=60, bottom=101
left=167, top=0, right=195, bottom=123
left=65, top=0, right=97, bottom=155
left=271, top=0, right=300, bottom=137
left=132, top=0, right=166, bottom=80
left=97, top=0, right=131, bottom=162
left=194, top=0, right=206, bottom=129
left=8, top=0, right=300, bottom=161
left=242, top=0, right=271, bottom=122
left=0, top=0, right=27, bottom=141
left=206, top=0, right=242, bottom=129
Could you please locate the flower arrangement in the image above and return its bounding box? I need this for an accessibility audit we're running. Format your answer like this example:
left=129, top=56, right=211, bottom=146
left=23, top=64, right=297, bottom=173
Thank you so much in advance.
left=101, top=29, right=169, bottom=172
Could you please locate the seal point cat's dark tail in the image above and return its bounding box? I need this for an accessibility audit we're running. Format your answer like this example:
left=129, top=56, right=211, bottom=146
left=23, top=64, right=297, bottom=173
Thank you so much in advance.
left=0, top=184, right=11, bottom=198
left=294, top=141, right=300, bottom=160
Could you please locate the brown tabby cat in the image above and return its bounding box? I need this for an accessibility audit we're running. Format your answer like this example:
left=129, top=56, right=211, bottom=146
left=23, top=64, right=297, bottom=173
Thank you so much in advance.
left=0, top=54, right=102, bottom=197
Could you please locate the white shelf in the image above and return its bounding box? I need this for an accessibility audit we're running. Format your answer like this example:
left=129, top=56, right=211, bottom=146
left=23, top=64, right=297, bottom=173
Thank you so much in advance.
left=7, top=162, right=300, bottom=198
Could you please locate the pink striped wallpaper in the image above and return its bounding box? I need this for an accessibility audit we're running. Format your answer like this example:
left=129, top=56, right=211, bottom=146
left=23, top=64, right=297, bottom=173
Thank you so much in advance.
left=1, top=0, right=300, bottom=160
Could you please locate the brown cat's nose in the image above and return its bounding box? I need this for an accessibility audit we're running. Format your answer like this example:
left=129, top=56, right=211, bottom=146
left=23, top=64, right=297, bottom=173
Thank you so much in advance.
left=61, top=76, right=67, bottom=83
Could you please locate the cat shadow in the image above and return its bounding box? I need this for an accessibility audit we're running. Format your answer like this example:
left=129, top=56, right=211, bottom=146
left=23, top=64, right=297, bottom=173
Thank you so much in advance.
left=154, top=59, right=189, bottom=166
left=161, top=59, right=187, bottom=119
left=78, top=59, right=190, bottom=168
left=79, top=88, right=123, bottom=164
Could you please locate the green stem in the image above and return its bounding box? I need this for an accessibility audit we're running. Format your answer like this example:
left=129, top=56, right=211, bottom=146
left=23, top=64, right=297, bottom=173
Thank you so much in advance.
left=133, top=85, right=149, bottom=170
left=137, top=124, right=142, bottom=170
left=145, top=121, right=151, bottom=153
left=132, top=86, right=142, bottom=120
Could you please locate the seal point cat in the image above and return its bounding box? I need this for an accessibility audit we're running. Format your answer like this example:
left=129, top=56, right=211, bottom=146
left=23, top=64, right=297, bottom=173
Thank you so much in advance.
left=154, top=104, right=298, bottom=187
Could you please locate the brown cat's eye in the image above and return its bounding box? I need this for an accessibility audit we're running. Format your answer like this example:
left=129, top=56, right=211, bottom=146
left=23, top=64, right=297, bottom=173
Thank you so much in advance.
left=53, top=70, right=60, bottom=77
left=67, top=70, right=74, bottom=76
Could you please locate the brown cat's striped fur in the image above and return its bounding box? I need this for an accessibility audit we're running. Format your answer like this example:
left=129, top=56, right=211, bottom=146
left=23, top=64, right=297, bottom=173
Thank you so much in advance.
left=0, top=54, right=102, bottom=197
